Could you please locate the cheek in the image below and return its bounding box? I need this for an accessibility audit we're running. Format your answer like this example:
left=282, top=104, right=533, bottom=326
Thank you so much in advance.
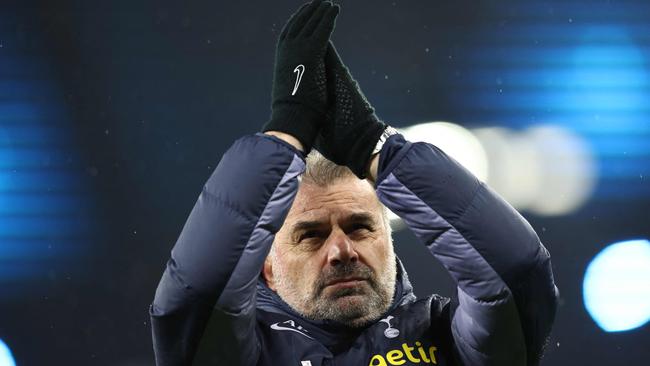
left=363, top=238, right=391, bottom=268
left=282, top=255, right=318, bottom=284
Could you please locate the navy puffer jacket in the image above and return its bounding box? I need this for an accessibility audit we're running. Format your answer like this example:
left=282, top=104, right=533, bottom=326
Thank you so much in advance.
left=150, top=133, right=558, bottom=366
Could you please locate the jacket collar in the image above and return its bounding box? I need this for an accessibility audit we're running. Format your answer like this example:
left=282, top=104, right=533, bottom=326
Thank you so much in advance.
left=256, top=257, right=416, bottom=348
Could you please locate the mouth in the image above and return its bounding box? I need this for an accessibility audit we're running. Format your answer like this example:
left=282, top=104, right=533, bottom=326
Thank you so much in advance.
left=325, top=277, right=367, bottom=289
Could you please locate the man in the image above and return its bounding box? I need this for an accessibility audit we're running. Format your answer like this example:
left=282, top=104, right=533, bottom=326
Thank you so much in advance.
left=150, top=1, right=559, bottom=365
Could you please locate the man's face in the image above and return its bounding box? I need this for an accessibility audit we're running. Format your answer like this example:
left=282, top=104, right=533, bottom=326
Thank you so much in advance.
left=264, top=176, right=396, bottom=328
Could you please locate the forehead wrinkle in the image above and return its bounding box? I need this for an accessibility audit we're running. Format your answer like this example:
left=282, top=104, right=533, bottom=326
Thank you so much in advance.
left=285, top=178, right=382, bottom=226
left=289, top=196, right=373, bottom=224
left=292, top=210, right=377, bottom=230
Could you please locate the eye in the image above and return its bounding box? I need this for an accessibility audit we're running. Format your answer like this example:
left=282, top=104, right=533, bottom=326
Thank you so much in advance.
left=349, top=223, right=373, bottom=234
left=298, top=230, right=321, bottom=242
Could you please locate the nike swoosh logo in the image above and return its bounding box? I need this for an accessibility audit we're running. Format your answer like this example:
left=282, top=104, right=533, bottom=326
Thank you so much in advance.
left=291, top=64, right=305, bottom=96
left=270, top=322, right=314, bottom=339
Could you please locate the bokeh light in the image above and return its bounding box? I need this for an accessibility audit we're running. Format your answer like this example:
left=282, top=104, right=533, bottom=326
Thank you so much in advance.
left=583, top=239, right=650, bottom=332
left=520, top=125, right=597, bottom=216
left=392, top=122, right=596, bottom=226
left=0, top=339, right=16, bottom=366
left=399, top=122, right=489, bottom=182
left=473, top=127, right=543, bottom=210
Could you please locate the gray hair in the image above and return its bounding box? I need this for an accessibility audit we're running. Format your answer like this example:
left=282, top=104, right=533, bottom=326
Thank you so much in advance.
left=301, top=150, right=356, bottom=186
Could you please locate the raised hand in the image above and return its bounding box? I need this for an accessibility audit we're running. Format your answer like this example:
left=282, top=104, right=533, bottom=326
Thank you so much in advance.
left=262, top=1, right=340, bottom=153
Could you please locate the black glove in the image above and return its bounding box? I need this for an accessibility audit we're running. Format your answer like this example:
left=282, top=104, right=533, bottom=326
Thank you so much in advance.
left=261, top=0, right=340, bottom=152
left=315, top=41, right=387, bottom=178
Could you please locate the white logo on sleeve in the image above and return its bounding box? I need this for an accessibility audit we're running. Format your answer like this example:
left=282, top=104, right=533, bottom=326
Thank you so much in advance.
left=291, top=64, right=305, bottom=96
left=379, top=315, right=400, bottom=338
left=270, top=319, right=314, bottom=339
left=301, top=361, right=313, bottom=366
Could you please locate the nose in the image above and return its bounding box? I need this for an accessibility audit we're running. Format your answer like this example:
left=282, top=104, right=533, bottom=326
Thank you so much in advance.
left=325, top=228, right=359, bottom=266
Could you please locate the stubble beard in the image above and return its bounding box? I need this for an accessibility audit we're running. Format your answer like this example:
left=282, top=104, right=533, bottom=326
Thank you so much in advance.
left=272, top=251, right=397, bottom=328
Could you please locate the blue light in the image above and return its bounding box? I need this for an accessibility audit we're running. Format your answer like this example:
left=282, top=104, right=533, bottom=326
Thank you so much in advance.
left=0, top=15, right=97, bottom=297
left=0, top=339, right=16, bottom=366
left=583, top=239, right=650, bottom=332
left=450, top=2, right=650, bottom=203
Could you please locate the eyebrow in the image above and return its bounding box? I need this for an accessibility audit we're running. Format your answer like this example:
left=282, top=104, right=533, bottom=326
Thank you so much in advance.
left=347, top=212, right=376, bottom=225
left=291, top=220, right=325, bottom=233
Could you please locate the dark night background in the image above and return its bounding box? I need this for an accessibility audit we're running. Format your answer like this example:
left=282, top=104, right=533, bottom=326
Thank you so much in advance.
left=1, top=0, right=649, bottom=365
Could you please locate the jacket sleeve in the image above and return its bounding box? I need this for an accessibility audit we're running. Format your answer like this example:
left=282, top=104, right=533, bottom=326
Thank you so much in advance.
left=375, top=134, right=559, bottom=366
left=149, top=133, right=304, bottom=366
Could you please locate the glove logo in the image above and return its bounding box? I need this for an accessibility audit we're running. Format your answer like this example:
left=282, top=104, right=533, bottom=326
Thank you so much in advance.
left=291, top=64, right=305, bottom=96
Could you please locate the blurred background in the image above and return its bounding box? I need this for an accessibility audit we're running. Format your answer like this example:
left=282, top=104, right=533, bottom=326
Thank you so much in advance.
left=1, top=0, right=649, bottom=364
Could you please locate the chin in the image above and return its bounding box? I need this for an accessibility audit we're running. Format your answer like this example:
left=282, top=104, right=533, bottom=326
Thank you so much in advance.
left=331, top=295, right=380, bottom=327
left=334, top=292, right=366, bottom=304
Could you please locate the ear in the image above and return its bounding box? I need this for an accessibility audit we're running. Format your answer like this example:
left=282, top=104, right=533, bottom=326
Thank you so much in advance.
left=262, top=255, right=276, bottom=291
